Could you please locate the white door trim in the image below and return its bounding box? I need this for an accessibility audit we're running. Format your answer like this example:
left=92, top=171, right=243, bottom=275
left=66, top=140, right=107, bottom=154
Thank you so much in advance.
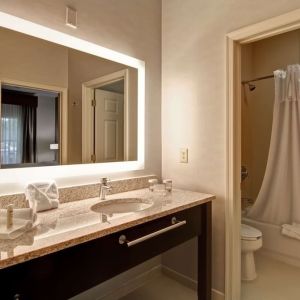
left=82, top=69, right=129, bottom=163
left=225, top=8, right=300, bottom=300
left=0, top=78, right=68, bottom=165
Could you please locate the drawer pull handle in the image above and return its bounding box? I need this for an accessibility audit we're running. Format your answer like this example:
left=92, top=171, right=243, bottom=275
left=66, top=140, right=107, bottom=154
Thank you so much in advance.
left=119, top=217, right=187, bottom=247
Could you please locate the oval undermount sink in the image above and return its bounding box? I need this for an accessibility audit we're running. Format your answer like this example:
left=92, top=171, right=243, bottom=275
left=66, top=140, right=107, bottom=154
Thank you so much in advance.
left=91, top=198, right=154, bottom=214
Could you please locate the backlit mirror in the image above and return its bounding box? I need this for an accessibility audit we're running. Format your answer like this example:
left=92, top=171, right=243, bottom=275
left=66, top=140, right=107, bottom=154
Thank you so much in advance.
left=0, top=27, right=138, bottom=168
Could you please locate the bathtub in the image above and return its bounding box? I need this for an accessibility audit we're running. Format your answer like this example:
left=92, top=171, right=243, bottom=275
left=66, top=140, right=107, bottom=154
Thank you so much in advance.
left=243, top=217, right=300, bottom=267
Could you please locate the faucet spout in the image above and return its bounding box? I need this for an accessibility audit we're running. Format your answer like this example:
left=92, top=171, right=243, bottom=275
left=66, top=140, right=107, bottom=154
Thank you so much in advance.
left=99, top=177, right=112, bottom=200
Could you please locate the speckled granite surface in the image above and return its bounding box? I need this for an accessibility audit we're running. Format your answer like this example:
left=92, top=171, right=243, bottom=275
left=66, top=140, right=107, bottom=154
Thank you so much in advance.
left=0, top=194, right=27, bottom=209
left=0, top=188, right=214, bottom=269
left=0, top=175, right=157, bottom=209
left=59, top=175, right=157, bottom=203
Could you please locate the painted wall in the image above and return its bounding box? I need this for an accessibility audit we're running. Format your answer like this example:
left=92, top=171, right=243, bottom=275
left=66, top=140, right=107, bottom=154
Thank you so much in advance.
left=0, top=0, right=161, bottom=193
left=161, top=0, right=300, bottom=294
left=0, top=27, right=68, bottom=87
left=241, top=30, right=300, bottom=201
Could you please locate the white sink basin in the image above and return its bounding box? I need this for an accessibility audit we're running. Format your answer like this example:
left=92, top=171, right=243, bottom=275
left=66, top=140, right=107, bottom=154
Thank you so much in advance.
left=91, top=198, right=154, bottom=214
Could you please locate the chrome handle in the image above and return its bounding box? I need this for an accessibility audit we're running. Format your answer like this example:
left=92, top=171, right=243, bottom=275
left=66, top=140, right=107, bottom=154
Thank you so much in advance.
left=119, top=217, right=187, bottom=247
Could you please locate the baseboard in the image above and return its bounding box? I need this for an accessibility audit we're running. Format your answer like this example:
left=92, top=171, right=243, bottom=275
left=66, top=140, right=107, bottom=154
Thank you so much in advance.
left=161, top=265, right=197, bottom=290
left=259, top=248, right=300, bottom=268
left=162, top=265, right=225, bottom=300
left=212, top=288, right=225, bottom=300
left=70, top=257, right=161, bottom=300
left=98, top=265, right=161, bottom=300
left=72, top=259, right=225, bottom=300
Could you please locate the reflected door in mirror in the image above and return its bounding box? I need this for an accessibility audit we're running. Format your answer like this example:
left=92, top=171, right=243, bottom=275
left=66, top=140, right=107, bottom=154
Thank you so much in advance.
left=95, top=89, right=124, bottom=162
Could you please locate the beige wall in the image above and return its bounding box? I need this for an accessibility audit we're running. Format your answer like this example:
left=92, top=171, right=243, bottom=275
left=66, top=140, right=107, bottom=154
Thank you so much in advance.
left=0, top=27, right=68, bottom=87
left=241, top=30, right=300, bottom=201
left=0, top=0, right=162, bottom=185
left=162, top=0, right=300, bottom=293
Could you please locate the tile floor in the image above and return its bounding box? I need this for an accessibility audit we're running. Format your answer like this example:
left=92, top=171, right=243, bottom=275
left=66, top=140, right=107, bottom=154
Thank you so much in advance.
left=100, top=253, right=300, bottom=300
left=242, top=253, right=300, bottom=300
left=120, top=272, right=197, bottom=300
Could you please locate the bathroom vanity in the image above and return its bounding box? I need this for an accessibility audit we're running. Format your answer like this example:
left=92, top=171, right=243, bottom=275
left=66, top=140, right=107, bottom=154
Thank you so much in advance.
left=0, top=188, right=214, bottom=300
left=0, top=12, right=214, bottom=300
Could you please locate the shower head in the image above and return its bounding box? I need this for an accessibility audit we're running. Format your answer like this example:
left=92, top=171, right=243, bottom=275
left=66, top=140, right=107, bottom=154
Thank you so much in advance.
left=248, top=83, right=256, bottom=91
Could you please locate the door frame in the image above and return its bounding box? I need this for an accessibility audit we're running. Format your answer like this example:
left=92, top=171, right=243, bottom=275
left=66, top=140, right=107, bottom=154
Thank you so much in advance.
left=82, top=69, right=129, bottom=163
left=0, top=78, right=68, bottom=166
left=225, top=8, right=300, bottom=300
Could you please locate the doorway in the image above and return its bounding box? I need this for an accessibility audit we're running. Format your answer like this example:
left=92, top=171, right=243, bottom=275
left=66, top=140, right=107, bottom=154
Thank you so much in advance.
left=240, top=29, right=300, bottom=300
left=82, top=69, right=129, bottom=163
left=226, top=9, right=300, bottom=300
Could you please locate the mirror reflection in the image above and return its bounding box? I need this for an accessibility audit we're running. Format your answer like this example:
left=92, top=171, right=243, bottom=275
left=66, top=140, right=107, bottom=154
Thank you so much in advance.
left=0, top=27, right=138, bottom=168
left=1, top=85, right=60, bottom=167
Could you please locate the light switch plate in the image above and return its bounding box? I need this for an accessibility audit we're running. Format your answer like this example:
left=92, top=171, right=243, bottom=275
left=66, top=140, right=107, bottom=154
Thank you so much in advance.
left=180, top=148, right=188, bottom=163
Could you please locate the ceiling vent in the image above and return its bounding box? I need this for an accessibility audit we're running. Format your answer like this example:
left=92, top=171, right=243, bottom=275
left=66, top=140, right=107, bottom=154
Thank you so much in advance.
left=66, top=6, right=77, bottom=29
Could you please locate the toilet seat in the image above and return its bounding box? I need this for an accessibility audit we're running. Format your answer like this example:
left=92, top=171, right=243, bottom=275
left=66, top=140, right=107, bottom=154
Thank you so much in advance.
left=241, top=224, right=262, bottom=241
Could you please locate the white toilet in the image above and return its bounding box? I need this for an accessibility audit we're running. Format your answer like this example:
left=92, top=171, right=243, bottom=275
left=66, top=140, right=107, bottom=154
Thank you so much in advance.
left=241, top=223, right=262, bottom=281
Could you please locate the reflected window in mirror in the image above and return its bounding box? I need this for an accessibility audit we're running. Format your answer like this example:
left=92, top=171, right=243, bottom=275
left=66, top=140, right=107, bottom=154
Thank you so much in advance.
left=1, top=85, right=60, bottom=168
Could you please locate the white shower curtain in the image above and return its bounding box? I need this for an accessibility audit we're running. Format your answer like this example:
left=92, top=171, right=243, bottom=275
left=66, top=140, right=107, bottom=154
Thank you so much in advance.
left=248, top=64, right=300, bottom=225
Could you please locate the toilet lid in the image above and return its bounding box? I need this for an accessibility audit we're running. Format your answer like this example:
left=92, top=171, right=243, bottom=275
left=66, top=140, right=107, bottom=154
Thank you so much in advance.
left=241, top=224, right=262, bottom=240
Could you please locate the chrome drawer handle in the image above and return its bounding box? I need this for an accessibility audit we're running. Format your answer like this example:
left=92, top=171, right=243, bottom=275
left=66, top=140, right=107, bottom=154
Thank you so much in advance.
left=119, top=217, right=187, bottom=247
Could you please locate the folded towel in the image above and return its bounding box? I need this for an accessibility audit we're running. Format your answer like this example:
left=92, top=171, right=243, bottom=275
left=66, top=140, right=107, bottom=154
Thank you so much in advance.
left=281, top=223, right=300, bottom=240
left=25, top=180, right=59, bottom=212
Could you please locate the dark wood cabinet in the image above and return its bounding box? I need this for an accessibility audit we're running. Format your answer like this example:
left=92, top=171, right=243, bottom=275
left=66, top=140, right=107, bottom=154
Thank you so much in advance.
left=0, top=202, right=211, bottom=300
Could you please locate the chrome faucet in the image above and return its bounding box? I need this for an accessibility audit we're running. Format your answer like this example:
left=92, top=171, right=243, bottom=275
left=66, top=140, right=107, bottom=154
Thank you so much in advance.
left=99, top=177, right=112, bottom=200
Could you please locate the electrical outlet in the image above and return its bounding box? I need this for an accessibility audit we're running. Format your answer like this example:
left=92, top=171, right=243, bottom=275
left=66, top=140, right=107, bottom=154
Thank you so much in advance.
left=180, top=148, right=188, bottom=163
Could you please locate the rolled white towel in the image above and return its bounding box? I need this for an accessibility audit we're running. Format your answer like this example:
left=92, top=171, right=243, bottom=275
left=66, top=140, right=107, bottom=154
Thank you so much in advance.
left=25, top=180, right=59, bottom=212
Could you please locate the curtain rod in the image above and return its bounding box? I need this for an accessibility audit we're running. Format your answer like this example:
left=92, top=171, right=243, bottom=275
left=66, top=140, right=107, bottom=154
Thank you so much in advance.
left=241, top=74, right=274, bottom=84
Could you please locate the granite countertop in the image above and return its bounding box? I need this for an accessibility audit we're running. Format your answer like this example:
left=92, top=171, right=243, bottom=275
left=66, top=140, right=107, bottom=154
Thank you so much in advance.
left=0, top=188, right=214, bottom=270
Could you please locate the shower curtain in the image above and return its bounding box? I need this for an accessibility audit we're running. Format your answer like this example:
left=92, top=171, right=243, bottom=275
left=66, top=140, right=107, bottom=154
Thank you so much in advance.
left=248, top=64, right=300, bottom=225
